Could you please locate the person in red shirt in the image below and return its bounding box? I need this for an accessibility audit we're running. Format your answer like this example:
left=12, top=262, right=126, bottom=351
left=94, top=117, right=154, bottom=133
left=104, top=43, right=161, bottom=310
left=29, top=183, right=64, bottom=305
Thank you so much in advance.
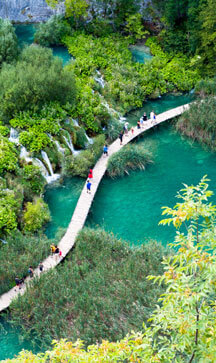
left=88, top=169, right=93, bottom=179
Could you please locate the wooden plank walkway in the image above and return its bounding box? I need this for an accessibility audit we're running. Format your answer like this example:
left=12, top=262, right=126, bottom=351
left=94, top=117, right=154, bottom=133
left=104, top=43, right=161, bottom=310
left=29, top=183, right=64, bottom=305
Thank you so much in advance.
left=0, top=102, right=190, bottom=312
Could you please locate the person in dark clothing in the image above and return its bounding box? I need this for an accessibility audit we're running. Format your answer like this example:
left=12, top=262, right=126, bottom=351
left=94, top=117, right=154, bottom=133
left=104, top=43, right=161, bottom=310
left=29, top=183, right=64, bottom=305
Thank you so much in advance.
left=28, top=266, right=34, bottom=278
left=119, top=131, right=124, bottom=145
left=39, top=262, right=44, bottom=272
left=137, top=120, right=141, bottom=129
left=143, top=112, right=147, bottom=121
left=15, top=277, right=21, bottom=290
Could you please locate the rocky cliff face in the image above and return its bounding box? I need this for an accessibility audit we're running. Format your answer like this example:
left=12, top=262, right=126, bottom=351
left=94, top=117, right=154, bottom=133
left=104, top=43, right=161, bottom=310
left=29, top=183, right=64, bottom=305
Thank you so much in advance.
left=0, top=0, right=64, bottom=23
left=0, top=0, right=153, bottom=23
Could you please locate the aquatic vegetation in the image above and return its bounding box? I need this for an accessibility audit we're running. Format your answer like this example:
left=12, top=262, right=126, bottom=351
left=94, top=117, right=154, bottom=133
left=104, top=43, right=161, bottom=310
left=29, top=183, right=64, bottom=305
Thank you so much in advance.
left=107, top=144, right=153, bottom=178
left=9, top=228, right=168, bottom=348
left=176, top=97, right=216, bottom=149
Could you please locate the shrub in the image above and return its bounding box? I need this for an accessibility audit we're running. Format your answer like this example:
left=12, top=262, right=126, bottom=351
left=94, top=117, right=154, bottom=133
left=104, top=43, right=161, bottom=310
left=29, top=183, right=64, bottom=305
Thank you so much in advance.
left=0, top=188, right=20, bottom=236
left=107, top=144, right=153, bottom=178
left=0, top=135, right=18, bottom=175
left=63, top=134, right=105, bottom=177
left=195, top=77, right=216, bottom=97
left=34, top=15, right=71, bottom=46
left=20, top=164, right=46, bottom=197
left=0, top=18, right=19, bottom=65
left=9, top=228, right=169, bottom=348
left=0, top=46, right=76, bottom=120
left=23, top=198, right=51, bottom=232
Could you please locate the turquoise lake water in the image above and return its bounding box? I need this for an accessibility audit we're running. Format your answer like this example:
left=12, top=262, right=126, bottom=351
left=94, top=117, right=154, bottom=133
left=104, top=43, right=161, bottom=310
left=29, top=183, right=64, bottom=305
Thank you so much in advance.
left=130, top=44, right=152, bottom=63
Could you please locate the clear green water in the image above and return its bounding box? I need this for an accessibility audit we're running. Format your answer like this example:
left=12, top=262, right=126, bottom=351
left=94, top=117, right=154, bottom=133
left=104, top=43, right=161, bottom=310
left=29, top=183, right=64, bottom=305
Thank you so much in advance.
left=0, top=317, right=39, bottom=361
left=14, top=24, right=71, bottom=66
left=44, top=177, right=84, bottom=238
left=130, top=44, right=152, bottom=63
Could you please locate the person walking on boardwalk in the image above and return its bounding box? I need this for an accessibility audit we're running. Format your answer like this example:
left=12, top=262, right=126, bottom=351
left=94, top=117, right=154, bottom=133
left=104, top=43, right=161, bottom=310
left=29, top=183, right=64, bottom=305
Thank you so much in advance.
left=15, top=277, right=21, bottom=290
left=150, top=110, right=154, bottom=123
left=39, top=262, right=44, bottom=272
left=103, top=144, right=108, bottom=156
left=88, top=169, right=93, bottom=179
left=28, top=266, right=34, bottom=278
left=87, top=179, right=91, bottom=194
left=137, top=119, right=141, bottom=129
left=143, top=112, right=147, bottom=122
left=119, top=130, right=124, bottom=145
left=50, top=244, right=56, bottom=256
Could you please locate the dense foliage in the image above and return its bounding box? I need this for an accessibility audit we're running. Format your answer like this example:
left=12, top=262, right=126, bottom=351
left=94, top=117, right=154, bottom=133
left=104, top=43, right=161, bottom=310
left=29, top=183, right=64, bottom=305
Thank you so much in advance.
left=107, top=143, right=153, bottom=178
left=34, top=15, right=71, bottom=46
left=0, top=46, right=76, bottom=120
left=63, top=134, right=105, bottom=177
left=9, top=228, right=168, bottom=349
left=176, top=97, right=216, bottom=149
left=23, top=198, right=51, bottom=233
left=0, top=231, right=51, bottom=295
left=65, top=32, right=199, bottom=119
left=6, top=177, right=216, bottom=362
left=0, top=19, right=18, bottom=66
left=0, top=135, right=18, bottom=175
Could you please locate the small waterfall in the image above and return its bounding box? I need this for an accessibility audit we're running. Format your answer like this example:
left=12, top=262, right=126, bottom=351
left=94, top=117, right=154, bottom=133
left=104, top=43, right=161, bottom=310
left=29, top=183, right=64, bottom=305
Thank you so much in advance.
left=85, top=132, right=93, bottom=145
left=102, top=100, right=126, bottom=123
left=72, top=119, right=79, bottom=127
left=63, top=133, right=80, bottom=155
left=9, top=128, right=19, bottom=144
left=20, top=146, right=33, bottom=163
left=34, top=158, right=49, bottom=177
left=94, top=70, right=105, bottom=88
left=41, top=151, right=60, bottom=183
left=55, top=140, right=65, bottom=155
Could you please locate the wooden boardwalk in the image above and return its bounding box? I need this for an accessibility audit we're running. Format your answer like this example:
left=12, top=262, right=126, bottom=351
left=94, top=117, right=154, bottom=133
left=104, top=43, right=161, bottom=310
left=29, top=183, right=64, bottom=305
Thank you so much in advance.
left=0, top=102, right=190, bottom=312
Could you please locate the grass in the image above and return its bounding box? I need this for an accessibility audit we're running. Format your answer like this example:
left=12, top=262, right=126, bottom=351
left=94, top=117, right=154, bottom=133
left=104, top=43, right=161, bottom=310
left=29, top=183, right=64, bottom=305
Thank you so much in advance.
left=9, top=228, right=169, bottom=349
left=107, top=143, right=153, bottom=178
left=176, top=97, right=216, bottom=149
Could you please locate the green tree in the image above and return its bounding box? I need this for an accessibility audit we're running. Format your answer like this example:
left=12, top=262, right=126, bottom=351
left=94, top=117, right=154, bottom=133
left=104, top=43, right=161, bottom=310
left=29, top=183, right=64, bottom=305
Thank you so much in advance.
left=34, top=15, right=71, bottom=46
left=199, top=0, right=216, bottom=76
left=23, top=198, right=50, bottom=232
left=0, top=135, right=18, bottom=175
left=0, top=46, right=76, bottom=120
left=0, top=18, right=19, bottom=66
left=125, top=13, right=149, bottom=40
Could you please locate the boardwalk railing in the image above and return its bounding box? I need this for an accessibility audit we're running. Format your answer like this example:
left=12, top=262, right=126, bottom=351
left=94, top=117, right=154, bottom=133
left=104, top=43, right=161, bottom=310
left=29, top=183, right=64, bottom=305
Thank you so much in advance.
left=0, top=102, right=190, bottom=312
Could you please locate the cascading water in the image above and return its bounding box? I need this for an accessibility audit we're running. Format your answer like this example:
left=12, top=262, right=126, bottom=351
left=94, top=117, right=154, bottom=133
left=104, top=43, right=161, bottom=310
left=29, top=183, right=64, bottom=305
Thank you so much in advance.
left=55, top=140, right=65, bottom=155
left=41, top=151, right=60, bottom=183
left=94, top=70, right=105, bottom=88
left=102, top=100, right=126, bottom=123
left=20, top=146, right=33, bottom=163
left=63, top=133, right=80, bottom=155
left=9, top=128, right=19, bottom=144
left=72, top=119, right=79, bottom=127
